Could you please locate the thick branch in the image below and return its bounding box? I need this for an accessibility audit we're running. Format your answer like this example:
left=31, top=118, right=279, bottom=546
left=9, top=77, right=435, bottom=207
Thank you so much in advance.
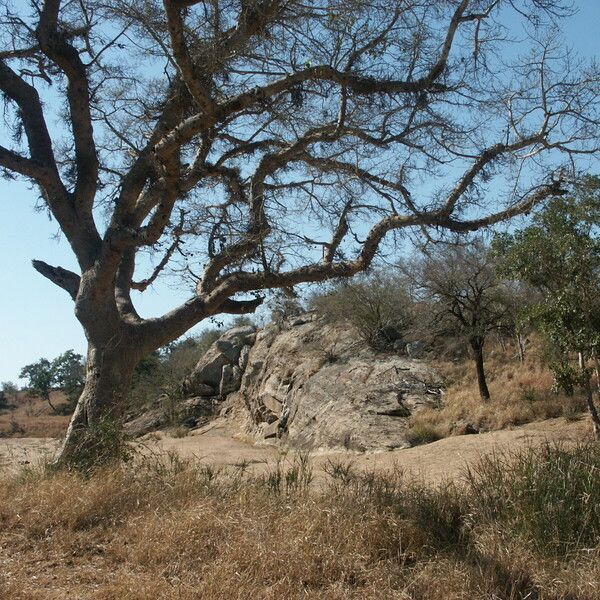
left=32, top=260, right=80, bottom=300
left=163, top=0, right=215, bottom=117
left=36, top=0, right=99, bottom=213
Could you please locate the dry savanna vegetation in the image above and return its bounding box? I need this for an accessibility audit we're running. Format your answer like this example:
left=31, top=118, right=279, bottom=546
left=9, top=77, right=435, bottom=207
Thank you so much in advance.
left=1, top=442, right=600, bottom=600
left=405, top=337, right=590, bottom=446
left=0, top=392, right=70, bottom=439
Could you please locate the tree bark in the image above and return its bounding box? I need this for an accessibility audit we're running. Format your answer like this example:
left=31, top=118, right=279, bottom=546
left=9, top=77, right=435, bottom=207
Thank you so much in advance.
left=592, top=349, right=600, bottom=395
left=44, top=391, right=59, bottom=415
left=516, top=332, right=526, bottom=364
left=579, top=352, right=600, bottom=440
left=470, top=337, right=491, bottom=401
left=56, top=332, right=139, bottom=469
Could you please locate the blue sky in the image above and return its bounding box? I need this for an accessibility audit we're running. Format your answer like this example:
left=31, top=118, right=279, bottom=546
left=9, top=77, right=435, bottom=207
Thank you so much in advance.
left=1, top=1, right=599, bottom=383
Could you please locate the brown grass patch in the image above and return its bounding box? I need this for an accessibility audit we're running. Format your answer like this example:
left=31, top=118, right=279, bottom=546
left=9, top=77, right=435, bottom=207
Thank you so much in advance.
left=0, top=392, right=70, bottom=438
left=407, top=339, right=586, bottom=443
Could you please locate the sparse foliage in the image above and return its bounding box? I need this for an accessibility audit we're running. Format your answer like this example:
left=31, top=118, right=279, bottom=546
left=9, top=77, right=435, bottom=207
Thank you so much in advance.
left=0, top=381, right=18, bottom=408
left=407, top=239, right=511, bottom=400
left=128, top=329, right=221, bottom=409
left=310, top=271, right=413, bottom=351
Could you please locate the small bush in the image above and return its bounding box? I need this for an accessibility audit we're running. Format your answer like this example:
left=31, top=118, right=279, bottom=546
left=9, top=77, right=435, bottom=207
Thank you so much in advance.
left=310, top=271, right=413, bottom=351
left=520, top=386, right=537, bottom=403
left=405, top=423, right=443, bottom=446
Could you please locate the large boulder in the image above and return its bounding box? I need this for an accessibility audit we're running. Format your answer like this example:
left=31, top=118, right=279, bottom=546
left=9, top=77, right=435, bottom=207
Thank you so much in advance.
left=181, top=326, right=257, bottom=397
left=224, top=314, right=443, bottom=451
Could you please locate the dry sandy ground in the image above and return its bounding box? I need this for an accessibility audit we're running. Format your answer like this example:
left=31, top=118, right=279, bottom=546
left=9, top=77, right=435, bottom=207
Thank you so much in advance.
left=0, top=416, right=590, bottom=483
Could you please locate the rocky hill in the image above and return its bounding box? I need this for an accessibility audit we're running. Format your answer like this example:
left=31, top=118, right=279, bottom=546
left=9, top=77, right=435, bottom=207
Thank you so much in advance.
left=128, top=313, right=444, bottom=452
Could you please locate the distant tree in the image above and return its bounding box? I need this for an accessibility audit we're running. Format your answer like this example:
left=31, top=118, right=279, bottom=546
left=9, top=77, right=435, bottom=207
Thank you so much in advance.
left=19, top=351, right=85, bottom=413
left=495, top=178, right=600, bottom=436
left=1, top=381, right=18, bottom=396
left=409, top=240, right=510, bottom=401
left=20, top=358, right=57, bottom=412
left=52, top=350, right=86, bottom=407
left=0, top=383, right=18, bottom=413
left=498, top=280, right=541, bottom=363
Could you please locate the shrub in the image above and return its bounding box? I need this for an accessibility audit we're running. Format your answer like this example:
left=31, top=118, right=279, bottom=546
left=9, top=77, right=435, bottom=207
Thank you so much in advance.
left=405, top=423, right=443, bottom=446
left=467, top=443, right=600, bottom=556
left=310, top=271, right=413, bottom=351
left=127, top=328, right=222, bottom=410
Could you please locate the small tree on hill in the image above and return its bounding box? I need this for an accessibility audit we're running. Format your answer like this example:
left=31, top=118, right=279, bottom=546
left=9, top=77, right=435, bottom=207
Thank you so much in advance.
left=495, top=178, right=600, bottom=437
left=1, top=382, right=18, bottom=406
left=20, top=350, right=85, bottom=413
left=408, top=240, right=510, bottom=401
left=20, top=358, right=57, bottom=412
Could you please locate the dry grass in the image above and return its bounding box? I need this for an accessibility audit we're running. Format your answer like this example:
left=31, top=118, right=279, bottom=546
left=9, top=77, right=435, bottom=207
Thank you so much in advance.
left=406, top=338, right=587, bottom=444
left=1, top=445, right=600, bottom=599
left=0, top=392, right=71, bottom=439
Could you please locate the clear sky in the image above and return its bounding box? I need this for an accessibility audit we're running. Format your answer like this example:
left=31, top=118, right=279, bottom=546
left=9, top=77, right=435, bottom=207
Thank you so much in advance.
left=1, top=1, right=599, bottom=384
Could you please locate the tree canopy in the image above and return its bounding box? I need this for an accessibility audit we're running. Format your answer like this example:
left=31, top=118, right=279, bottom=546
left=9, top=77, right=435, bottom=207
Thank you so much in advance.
left=495, top=177, right=600, bottom=434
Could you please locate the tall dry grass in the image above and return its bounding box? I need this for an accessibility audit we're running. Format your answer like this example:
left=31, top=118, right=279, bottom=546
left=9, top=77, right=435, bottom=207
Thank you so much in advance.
left=0, top=392, right=70, bottom=438
left=406, top=338, right=587, bottom=444
left=1, top=444, right=600, bottom=599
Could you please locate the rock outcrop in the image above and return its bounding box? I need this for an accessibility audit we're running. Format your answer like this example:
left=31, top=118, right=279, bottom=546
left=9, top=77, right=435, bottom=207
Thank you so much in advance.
left=181, top=325, right=257, bottom=398
left=223, top=313, right=443, bottom=451
left=125, top=326, right=257, bottom=437
left=129, top=316, right=443, bottom=450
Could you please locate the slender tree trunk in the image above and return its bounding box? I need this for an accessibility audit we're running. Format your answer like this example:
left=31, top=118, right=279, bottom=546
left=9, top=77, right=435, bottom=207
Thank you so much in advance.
left=56, top=333, right=139, bottom=469
left=470, top=337, right=491, bottom=401
left=44, top=391, right=58, bottom=414
left=592, top=349, right=600, bottom=395
left=579, top=352, right=600, bottom=440
left=516, top=332, right=526, bottom=364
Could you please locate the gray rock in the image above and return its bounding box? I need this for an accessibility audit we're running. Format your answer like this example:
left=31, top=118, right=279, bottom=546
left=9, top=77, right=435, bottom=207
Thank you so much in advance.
left=225, top=316, right=443, bottom=451
left=263, top=420, right=280, bottom=439
left=193, top=383, right=216, bottom=397
left=124, top=407, right=168, bottom=438
left=392, top=339, right=405, bottom=352
left=182, top=325, right=258, bottom=397
left=182, top=349, right=230, bottom=393
left=405, top=341, right=426, bottom=358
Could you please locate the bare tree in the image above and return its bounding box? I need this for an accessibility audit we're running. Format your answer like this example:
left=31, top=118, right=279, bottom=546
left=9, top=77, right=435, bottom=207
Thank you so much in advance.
left=407, top=239, right=511, bottom=401
left=0, top=0, right=598, bottom=466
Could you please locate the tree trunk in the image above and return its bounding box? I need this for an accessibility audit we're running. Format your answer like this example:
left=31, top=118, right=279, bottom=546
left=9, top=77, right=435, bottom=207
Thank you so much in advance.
left=516, top=332, right=526, bottom=364
left=56, top=336, right=138, bottom=469
left=579, top=352, right=600, bottom=440
left=592, top=349, right=600, bottom=395
left=470, top=337, right=491, bottom=401
left=44, top=391, right=58, bottom=414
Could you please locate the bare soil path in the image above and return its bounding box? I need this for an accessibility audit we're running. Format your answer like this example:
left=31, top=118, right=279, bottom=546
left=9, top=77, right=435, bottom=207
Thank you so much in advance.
left=0, top=417, right=590, bottom=483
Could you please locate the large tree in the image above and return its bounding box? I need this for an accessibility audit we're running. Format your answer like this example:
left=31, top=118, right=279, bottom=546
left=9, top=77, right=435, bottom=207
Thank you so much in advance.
left=0, top=0, right=598, bottom=466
